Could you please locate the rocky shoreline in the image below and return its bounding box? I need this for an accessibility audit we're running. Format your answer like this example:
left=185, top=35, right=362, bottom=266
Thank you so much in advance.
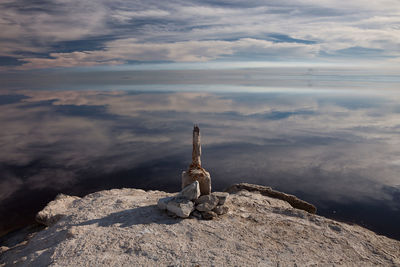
left=1, top=184, right=399, bottom=266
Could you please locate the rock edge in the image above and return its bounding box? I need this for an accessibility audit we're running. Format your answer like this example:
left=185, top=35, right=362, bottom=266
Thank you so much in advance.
left=225, top=183, right=317, bottom=214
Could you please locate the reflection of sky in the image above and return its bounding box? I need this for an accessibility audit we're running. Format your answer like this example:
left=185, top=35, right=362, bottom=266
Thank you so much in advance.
left=2, top=67, right=400, bottom=92
left=1, top=89, right=400, bottom=240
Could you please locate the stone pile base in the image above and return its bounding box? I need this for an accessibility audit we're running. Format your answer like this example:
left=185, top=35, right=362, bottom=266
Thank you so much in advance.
left=157, top=181, right=229, bottom=220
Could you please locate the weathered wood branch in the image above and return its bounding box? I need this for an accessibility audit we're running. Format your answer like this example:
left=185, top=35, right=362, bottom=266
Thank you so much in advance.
left=225, top=183, right=317, bottom=214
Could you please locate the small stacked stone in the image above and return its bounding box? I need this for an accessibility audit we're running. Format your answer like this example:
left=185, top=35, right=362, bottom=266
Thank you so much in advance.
left=157, top=181, right=229, bottom=220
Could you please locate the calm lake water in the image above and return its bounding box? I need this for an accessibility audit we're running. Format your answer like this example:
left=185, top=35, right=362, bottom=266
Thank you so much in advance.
left=1, top=87, right=400, bottom=240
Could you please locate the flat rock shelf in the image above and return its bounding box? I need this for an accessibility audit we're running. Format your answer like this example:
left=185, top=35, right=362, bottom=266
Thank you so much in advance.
left=1, top=186, right=399, bottom=266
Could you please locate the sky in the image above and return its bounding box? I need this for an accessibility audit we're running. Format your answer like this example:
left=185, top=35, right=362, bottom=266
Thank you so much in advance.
left=1, top=0, right=400, bottom=71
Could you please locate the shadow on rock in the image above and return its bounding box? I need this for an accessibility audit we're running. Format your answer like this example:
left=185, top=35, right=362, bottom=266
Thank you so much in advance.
left=76, top=205, right=182, bottom=228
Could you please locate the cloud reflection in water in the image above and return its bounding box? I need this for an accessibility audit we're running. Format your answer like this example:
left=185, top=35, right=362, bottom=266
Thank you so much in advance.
left=0, top=90, right=399, bottom=240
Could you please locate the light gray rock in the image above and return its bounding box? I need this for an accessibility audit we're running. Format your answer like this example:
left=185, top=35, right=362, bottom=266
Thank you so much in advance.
left=166, top=198, right=195, bottom=218
left=213, top=205, right=229, bottom=215
left=1, top=187, right=399, bottom=266
left=177, top=181, right=200, bottom=201
left=195, top=194, right=219, bottom=212
left=36, top=193, right=80, bottom=226
left=212, top=192, right=229, bottom=205
left=157, top=196, right=175, bottom=210
left=182, top=169, right=211, bottom=196
left=200, top=210, right=217, bottom=220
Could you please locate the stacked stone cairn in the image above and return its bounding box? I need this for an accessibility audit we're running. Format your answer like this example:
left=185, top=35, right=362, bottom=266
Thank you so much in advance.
left=157, top=125, right=229, bottom=220
left=157, top=181, right=229, bottom=220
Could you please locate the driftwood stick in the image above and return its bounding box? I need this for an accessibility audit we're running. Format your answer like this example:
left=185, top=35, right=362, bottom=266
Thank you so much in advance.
left=225, top=183, right=317, bottom=214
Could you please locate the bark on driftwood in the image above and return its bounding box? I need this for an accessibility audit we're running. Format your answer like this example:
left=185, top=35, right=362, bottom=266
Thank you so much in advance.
left=182, top=125, right=211, bottom=195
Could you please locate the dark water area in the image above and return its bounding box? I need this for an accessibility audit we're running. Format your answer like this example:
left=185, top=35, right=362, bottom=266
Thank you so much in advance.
left=0, top=89, right=400, bottom=242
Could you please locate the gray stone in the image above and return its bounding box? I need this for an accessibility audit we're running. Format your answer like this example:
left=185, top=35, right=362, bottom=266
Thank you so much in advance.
left=157, top=196, right=175, bottom=210
left=195, top=194, right=219, bottom=205
left=200, top=210, right=217, bottom=220
left=212, top=192, right=229, bottom=205
left=191, top=210, right=202, bottom=219
left=177, top=181, right=200, bottom=201
left=195, top=195, right=219, bottom=212
left=182, top=169, right=211, bottom=196
left=166, top=198, right=195, bottom=218
left=213, top=205, right=229, bottom=215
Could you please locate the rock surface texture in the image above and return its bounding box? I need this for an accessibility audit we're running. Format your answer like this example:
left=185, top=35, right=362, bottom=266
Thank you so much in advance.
left=35, top=194, right=81, bottom=226
left=166, top=198, right=194, bottom=218
left=181, top=125, right=211, bottom=195
left=1, top=186, right=400, bottom=266
left=194, top=195, right=219, bottom=212
left=177, top=181, right=200, bottom=201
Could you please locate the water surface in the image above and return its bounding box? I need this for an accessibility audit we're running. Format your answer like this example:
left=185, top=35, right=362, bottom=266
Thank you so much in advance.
left=0, top=88, right=400, bottom=240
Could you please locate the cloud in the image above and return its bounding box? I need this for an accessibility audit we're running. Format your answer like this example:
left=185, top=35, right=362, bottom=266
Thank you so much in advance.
left=110, top=9, right=171, bottom=23
left=17, top=52, right=124, bottom=69
left=1, top=0, right=399, bottom=69
left=16, top=38, right=321, bottom=69
left=0, top=0, right=109, bottom=56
